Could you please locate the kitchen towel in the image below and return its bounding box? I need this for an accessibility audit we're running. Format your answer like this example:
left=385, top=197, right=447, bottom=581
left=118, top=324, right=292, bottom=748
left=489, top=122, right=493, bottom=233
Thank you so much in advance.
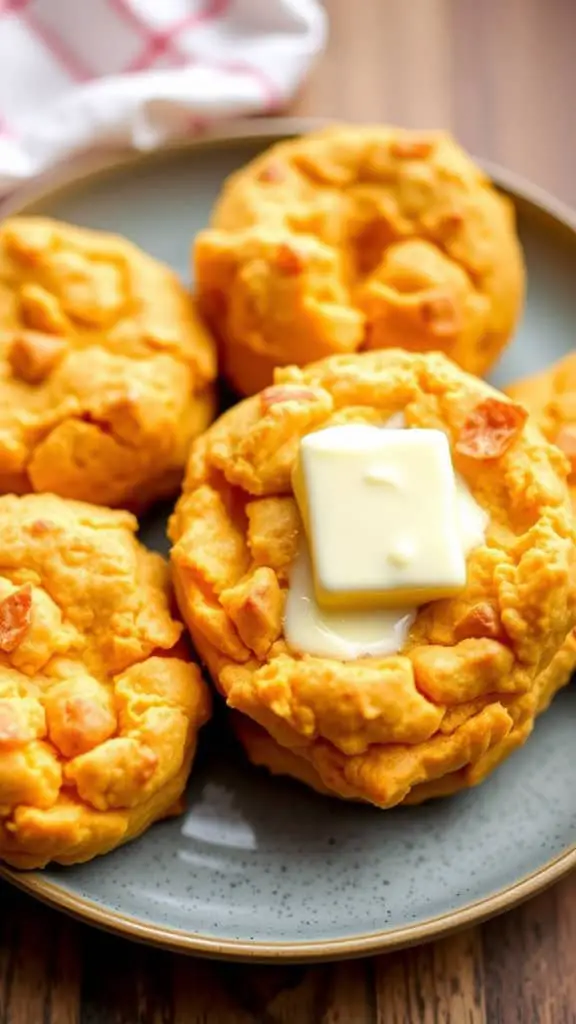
left=0, top=0, right=326, bottom=197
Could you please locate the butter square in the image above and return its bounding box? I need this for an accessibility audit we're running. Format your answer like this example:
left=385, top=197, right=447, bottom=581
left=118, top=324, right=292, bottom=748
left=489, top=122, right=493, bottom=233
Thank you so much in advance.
left=292, top=424, right=466, bottom=608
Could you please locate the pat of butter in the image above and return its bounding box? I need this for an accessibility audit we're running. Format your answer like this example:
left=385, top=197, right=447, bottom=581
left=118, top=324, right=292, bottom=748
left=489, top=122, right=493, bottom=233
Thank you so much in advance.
left=292, top=424, right=466, bottom=609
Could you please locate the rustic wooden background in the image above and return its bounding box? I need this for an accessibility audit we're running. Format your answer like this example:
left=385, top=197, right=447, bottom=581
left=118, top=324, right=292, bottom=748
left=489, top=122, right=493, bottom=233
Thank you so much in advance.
left=2, top=0, right=576, bottom=1021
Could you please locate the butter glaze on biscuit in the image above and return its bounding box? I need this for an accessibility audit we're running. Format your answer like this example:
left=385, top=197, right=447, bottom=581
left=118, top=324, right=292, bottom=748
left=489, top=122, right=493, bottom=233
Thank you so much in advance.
left=0, top=494, right=211, bottom=869
left=169, top=350, right=574, bottom=809
left=195, top=126, right=524, bottom=395
left=0, top=218, right=217, bottom=509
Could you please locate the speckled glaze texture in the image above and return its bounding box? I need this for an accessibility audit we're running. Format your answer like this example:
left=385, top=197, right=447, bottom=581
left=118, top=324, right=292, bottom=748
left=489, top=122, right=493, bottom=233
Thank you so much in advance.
left=2, top=130, right=575, bottom=957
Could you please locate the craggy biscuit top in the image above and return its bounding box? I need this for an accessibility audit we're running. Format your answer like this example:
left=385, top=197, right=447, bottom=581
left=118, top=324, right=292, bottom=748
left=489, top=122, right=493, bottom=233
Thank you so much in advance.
left=0, top=494, right=211, bottom=869
left=169, top=350, right=574, bottom=808
left=195, top=126, right=524, bottom=395
left=0, top=218, right=217, bottom=508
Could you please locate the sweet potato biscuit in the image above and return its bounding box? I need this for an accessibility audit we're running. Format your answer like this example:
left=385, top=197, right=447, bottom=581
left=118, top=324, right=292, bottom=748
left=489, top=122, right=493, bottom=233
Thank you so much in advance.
left=0, top=218, right=217, bottom=509
left=0, top=493, right=211, bottom=869
left=194, top=126, right=524, bottom=395
left=233, top=630, right=576, bottom=804
left=507, top=353, right=576, bottom=713
left=508, top=353, right=576, bottom=509
left=169, top=350, right=574, bottom=809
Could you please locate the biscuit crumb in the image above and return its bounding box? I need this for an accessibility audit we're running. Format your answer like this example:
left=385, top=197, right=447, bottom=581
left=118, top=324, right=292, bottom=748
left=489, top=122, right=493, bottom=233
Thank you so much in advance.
left=9, top=331, right=67, bottom=384
left=456, top=398, right=527, bottom=460
left=260, top=384, right=320, bottom=411
left=0, top=585, right=33, bottom=652
left=390, top=137, right=434, bottom=159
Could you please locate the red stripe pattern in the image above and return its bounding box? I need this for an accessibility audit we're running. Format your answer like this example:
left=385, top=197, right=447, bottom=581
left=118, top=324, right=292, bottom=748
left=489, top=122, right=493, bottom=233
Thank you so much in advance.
left=0, top=0, right=283, bottom=138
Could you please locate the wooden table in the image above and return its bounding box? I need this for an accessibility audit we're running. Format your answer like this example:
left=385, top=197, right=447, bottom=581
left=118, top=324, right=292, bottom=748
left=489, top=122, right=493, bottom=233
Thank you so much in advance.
left=2, top=1, right=576, bottom=1021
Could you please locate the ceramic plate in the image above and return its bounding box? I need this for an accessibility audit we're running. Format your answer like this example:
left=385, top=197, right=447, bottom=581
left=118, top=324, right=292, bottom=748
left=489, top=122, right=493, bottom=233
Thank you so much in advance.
left=1, top=121, right=575, bottom=962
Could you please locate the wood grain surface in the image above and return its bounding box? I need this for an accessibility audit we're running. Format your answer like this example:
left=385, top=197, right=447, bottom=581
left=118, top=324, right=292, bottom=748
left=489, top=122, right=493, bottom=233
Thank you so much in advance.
left=2, top=1, right=576, bottom=1022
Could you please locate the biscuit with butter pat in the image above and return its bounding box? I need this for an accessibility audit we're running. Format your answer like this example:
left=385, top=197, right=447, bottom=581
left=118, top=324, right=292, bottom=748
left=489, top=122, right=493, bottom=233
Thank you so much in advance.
left=169, top=349, right=574, bottom=810
left=292, top=424, right=465, bottom=608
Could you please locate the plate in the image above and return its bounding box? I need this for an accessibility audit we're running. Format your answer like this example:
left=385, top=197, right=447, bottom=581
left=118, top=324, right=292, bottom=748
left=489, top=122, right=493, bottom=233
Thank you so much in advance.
left=1, top=120, right=575, bottom=962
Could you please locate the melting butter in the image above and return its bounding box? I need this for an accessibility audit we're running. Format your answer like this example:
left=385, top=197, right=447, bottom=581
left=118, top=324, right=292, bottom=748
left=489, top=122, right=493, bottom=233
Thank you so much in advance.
left=284, top=540, right=416, bottom=660
left=284, top=420, right=488, bottom=661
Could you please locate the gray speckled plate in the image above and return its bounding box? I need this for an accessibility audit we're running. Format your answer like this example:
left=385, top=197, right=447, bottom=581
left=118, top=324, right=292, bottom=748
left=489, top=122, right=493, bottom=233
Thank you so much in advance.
left=1, top=121, right=575, bottom=962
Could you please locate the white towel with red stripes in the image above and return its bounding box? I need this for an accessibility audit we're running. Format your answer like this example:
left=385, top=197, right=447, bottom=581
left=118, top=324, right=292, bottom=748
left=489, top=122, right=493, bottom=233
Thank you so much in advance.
left=0, top=0, right=326, bottom=198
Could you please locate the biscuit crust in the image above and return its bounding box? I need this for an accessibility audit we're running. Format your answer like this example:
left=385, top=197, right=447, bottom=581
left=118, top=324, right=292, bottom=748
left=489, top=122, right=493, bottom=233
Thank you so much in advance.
left=508, top=353, right=576, bottom=508
left=0, top=218, right=217, bottom=509
left=170, top=350, right=574, bottom=808
left=194, top=126, right=524, bottom=395
left=0, top=494, right=211, bottom=869
left=507, top=353, right=576, bottom=726
left=232, top=631, right=576, bottom=805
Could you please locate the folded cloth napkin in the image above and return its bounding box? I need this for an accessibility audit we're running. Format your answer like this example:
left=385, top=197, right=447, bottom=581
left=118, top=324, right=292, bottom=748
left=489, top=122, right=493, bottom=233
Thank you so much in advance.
left=0, top=0, right=326, bottom=199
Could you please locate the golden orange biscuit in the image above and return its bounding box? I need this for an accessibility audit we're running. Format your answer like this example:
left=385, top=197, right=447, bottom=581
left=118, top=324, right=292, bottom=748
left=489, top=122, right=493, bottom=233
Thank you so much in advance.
left=233, top=631, right=576, bottom=804
left=507, top=354, right=576, bottom=719
left=0, top=494, right=211, bottom=869
left=508, top=353, right=576, bottom=509
left=194, top=126, right=524, bottom=395
left=0, top=218, right=217, bottom=509
left=169, top=350, right=574, bottom=810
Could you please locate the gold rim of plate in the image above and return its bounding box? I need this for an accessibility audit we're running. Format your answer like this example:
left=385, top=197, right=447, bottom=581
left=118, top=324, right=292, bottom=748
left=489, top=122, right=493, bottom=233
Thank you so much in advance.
left=1, top=117, right=575, bottom=962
